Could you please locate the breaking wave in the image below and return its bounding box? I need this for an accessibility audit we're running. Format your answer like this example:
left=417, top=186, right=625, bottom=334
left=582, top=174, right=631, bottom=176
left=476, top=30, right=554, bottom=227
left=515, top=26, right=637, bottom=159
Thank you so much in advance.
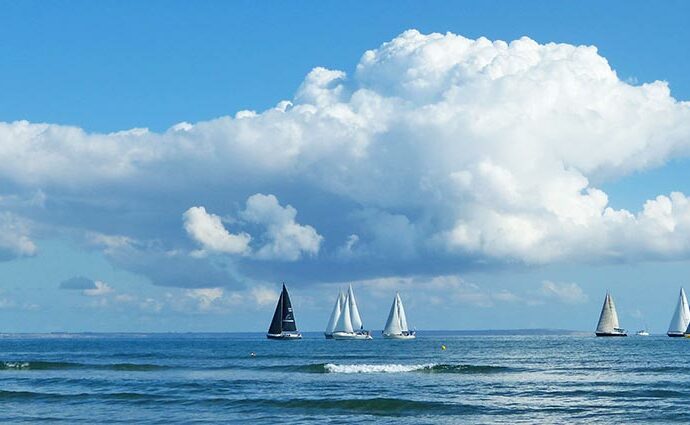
left=284, top=363, right=516, bottom=374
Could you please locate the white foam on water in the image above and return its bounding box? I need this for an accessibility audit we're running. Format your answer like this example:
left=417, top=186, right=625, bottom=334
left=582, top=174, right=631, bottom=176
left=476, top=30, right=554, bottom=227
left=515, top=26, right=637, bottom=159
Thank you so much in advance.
left=3, top=362, right=30, bottom=369
left=324, top=363, right=436, bottom=374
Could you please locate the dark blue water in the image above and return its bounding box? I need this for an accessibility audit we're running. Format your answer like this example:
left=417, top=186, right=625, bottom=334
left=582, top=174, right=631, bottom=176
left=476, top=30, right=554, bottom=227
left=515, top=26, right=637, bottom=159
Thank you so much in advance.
left=1, top=333, right=689, bottom=423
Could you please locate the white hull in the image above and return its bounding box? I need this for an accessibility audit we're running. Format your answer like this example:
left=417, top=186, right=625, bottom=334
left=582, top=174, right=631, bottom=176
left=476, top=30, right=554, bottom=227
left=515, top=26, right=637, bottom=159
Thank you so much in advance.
left=383, top=333, right=416, bottom=340
left=332, top=331, right=372, bottom=340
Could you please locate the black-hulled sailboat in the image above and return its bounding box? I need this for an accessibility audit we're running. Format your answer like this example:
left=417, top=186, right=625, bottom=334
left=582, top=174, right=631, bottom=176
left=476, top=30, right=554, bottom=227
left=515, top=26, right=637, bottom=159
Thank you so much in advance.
left=267, top=284, right=302, bottom=340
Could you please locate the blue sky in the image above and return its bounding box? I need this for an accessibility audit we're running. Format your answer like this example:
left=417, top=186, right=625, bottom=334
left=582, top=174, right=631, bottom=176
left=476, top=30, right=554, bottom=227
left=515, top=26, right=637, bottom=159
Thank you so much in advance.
left=1, top=1, right=690, bottom=332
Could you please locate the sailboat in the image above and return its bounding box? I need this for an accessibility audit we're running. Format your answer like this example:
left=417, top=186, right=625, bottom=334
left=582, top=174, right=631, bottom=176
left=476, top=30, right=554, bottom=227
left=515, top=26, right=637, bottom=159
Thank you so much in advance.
left=332, top=285, right=372, bottom=340
left=324, top=290, right=346, bottom=339
left=667, top=288, right=690, bottom=337
left=382, top=293, right=416, bottom=339
left=595, top=291, right=627, bottom=337
left=266, top=284, right=302, bottom=340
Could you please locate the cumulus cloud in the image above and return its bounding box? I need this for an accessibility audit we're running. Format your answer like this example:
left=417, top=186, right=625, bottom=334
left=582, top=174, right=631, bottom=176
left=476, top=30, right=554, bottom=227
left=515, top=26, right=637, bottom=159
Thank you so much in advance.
left=183, top=206, right=251, bottom=256
left=1, top=29, right=690, bottom=287
left=240, top=194, right=323, bottom=261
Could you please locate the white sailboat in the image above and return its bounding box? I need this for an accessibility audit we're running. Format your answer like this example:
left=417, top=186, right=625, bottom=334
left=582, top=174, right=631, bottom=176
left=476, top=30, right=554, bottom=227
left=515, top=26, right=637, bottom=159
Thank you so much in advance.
left=595, top=291, right=627, bottom=337
left=382, top=293, right=416, bottom=339
left=324, top=290, right=346, bottom=339
left=332, top=285, right=372, bottom=340
left=667, top=287, right=690, bottom=337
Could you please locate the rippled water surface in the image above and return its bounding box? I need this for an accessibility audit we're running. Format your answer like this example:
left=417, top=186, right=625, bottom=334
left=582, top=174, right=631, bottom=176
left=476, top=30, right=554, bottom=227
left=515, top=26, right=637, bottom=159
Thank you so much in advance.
left=1, top=333, right=689, bottom=423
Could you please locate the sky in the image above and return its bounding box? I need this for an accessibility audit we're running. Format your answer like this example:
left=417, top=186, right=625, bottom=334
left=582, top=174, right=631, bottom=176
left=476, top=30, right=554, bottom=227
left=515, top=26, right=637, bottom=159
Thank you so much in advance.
left=1, top=1, right=690, bottom=333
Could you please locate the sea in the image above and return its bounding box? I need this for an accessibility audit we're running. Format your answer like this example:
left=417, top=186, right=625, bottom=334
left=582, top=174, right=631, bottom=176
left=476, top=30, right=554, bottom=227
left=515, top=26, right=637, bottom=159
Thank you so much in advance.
left=1, top=331, right=689, bottom=424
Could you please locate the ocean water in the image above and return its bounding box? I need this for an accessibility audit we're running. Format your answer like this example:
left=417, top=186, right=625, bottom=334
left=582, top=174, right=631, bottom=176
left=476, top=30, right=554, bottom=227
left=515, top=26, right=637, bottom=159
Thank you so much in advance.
left=1, top=332, right=690, bottom=424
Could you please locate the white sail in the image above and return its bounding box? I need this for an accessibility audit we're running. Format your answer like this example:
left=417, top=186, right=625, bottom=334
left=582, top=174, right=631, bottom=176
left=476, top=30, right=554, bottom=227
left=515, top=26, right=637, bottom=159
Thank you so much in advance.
left=668, top=287, right=690, bottom=334
left=383, top=296, right=402, bottom=335
left=325, top=291, right=344, bottom=335
left=334, top=292, right=354, bottom=333
left=348, top=285, right=363, bottom=330
left=596, top=292, right=620, bottom=334
left=397, top=294, right=409, bottom=332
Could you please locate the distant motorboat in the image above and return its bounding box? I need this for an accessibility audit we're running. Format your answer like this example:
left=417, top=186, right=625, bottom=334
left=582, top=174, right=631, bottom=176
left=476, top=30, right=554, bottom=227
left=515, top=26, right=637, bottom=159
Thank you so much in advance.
left=667, top=288, right=690, bottom=337
left=332, top=285, right=372, bottom=340
left=266, top=284, right=302, bottom=340
left=595, top=291, right=627, bottom=337
left=636, top=330, right=650, bottom=336
left=382, top=293, right=416, bottom=340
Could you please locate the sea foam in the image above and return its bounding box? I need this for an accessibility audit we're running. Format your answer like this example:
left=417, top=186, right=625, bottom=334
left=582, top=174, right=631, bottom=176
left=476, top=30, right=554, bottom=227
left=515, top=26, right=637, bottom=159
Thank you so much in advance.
left=323, top=363, right=436, bottom=373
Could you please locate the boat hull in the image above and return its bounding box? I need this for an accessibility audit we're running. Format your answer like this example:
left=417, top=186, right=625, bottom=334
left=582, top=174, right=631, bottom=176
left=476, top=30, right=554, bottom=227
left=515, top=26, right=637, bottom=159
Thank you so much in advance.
left=324, top=333, right=334, bottom=339
left=667, top=332, right=685, bottom=337
left=383, top=333, right=416, bottom=340
left=595, top=332, right=627, bottom=337
left=332, top=331, right=372, bottom=340
left=266, top=332, right=302, bottom=340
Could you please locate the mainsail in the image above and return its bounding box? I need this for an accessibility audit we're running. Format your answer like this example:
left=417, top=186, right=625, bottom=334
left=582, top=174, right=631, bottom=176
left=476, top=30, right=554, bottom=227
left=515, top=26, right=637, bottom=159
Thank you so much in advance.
left=668, top=288, right=690, bottom=334
left=268, top=284, right=297, bottom=335
left=348, top=285, right=363, bottom=330
left=596, top=292, right=620, bottom=334
left=334, top=291, right=354, bottom=333
left=384, top=296, right=402, bottom=335
left=325, top=291, right=344, bottom=335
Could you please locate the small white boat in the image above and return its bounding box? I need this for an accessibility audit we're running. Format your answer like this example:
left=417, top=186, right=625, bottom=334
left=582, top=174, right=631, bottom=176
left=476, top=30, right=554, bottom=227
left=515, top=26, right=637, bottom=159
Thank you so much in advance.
left=331, top=285, right=372, bottom=340
left=636, top=330, right=650, bottom=336
left=667, top=288, right=690, bottom=337
left=266, top=284, right=302, bottom=340
left=382, top=293, right=415, bottom=340
left=595, top=291, right=626, bottom=337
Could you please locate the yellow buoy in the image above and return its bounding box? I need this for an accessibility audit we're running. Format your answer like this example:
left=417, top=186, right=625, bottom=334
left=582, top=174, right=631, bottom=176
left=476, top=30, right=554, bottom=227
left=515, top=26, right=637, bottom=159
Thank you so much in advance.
left=441, top=344, right=446, bottom=351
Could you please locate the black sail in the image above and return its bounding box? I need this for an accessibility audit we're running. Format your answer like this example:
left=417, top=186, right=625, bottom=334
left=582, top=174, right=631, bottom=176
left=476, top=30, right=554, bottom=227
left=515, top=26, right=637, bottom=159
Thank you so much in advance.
left=268, top=289, right=283, bottom=335
left=281, top=284, right=298, bottom=332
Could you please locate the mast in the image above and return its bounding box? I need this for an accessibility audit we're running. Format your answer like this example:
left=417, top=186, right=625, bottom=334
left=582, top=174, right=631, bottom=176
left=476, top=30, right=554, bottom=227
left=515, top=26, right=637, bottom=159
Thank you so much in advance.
left=334, top=292, right=354, bottom=333
left=281, top=284, right=297, bottom=332
left=668, top=288, right=690, bottom=334
left=268, top=287, right=284, bottom=335
left=348, top=285, right=363, bottom=330
left=325, top=291, right=344, bottom=334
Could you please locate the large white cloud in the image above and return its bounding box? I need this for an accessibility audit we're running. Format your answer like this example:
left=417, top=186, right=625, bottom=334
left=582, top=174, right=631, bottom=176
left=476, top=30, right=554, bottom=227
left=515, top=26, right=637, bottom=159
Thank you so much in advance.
left=2, top=29, right=690, bottom=278
left=183, top=206, right=251, bottom=256
left=184, top=194, right=323, bottom=262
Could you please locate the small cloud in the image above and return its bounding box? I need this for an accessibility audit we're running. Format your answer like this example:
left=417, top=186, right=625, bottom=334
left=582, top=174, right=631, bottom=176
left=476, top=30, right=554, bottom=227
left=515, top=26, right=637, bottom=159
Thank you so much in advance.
left=539, top=281, right=588, bottom=304
left=83, top=281, right=114, bottom=297
left=59, top=276, right=97, bottom=290
left=140, top=298, right=163, bottom=313
left=186, top=287, right=224, bottom=311
left=250, top=285, right=279, bottom=306
left=115, top=294, right=136, bottom=303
